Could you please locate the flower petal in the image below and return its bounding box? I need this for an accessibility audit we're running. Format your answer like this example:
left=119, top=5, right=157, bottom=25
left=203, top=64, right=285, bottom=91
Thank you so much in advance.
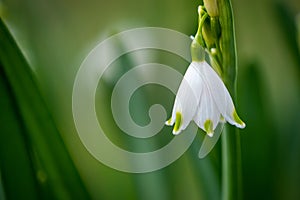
left=193, top=76, right=220, bottom=136
left=200, top=62, right=245, bottom=128
left=166, top=62, right=204, bottom=134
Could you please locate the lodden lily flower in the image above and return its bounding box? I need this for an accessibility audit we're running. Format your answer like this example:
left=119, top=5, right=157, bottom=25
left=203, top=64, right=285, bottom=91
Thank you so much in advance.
left=165, top=60, right=245, bottom=137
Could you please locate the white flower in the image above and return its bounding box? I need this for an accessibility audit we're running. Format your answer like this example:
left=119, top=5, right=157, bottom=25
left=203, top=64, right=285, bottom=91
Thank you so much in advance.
left=165, top=61, right=245, bottom=136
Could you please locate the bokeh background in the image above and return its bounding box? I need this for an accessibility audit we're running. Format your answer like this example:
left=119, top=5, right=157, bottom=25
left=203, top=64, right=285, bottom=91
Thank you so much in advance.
left=1, top=0, right=300, bottom=199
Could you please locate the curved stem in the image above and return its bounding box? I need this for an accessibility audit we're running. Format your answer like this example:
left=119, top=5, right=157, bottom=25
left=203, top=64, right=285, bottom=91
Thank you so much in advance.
left=195, top=12, right=208, bottom=47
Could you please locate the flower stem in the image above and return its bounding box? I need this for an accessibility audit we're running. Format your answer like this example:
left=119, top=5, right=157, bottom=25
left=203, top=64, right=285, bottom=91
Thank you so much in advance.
left=222, top=126, right=242, bottom=200
left=215, top=0, right=243, bottom=199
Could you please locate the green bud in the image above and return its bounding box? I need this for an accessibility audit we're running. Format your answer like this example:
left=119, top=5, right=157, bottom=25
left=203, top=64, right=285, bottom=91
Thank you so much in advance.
left=203, top=0, right=219, bottom=17
left=202, top=21, right=215, bottom=48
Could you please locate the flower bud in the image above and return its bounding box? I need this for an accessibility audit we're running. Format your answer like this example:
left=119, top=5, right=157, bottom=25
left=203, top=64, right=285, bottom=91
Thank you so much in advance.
left=203, top=0, right=219, bottom=17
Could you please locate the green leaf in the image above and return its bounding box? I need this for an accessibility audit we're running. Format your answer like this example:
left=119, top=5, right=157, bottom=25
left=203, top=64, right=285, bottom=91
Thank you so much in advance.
left=0, top=18, right=90, bottom=199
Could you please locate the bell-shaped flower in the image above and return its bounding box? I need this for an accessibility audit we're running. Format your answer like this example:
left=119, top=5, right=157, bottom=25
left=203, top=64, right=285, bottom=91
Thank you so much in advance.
left=165, top=61, right=245, bottom=136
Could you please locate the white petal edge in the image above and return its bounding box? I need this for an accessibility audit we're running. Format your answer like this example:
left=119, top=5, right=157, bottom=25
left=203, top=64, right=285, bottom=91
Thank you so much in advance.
left=166, top=62, right=204, bottom=134
left=200, top=61, right=245, bottom=128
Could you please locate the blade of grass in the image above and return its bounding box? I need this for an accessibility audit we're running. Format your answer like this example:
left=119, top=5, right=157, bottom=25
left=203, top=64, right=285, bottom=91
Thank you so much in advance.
left=0, top=64, right=40, bottom=199
left=0, top=18, right=90, bottom=199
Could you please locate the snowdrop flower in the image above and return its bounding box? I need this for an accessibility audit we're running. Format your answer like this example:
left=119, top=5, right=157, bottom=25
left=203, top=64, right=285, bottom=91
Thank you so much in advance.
left=165, top=60, right=245, bottom=137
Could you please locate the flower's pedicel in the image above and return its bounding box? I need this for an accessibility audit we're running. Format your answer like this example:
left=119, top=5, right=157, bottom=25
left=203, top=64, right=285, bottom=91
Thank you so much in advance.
left=165, top=61, right=245, bottom=137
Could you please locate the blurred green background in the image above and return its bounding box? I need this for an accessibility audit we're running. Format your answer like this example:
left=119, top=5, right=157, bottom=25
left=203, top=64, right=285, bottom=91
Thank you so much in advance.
left=1, top=0, right=300, bottom=199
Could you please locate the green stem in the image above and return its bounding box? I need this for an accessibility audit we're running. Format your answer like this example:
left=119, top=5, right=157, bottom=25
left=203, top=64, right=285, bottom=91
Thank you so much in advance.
left=222, top=126, right=242, bottom=200
left=195, top=12, right=208, bottom=47
left=216, top=0, right=242, bottom=199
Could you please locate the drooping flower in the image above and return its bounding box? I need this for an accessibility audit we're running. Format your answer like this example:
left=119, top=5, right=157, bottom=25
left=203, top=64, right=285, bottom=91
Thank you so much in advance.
left=165, top=60, right=245, bottom=137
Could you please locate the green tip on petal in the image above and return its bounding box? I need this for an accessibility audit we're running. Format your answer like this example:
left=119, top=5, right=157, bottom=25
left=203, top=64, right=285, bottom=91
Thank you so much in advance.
left=173, top=112, right=182, bottom=135
left=233, top=109, right=246, bottom=128
left=220, top=115, right=225, bottom=123
left=204, top=119, right=213, bottom=137
left=165, top=117, right=172, bottom=126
